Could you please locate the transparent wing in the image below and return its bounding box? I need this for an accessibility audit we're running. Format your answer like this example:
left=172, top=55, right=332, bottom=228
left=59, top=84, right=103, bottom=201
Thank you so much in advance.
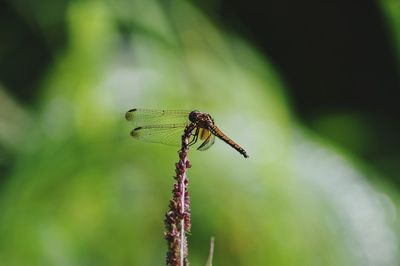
left=197, top=133, right=215, bottom=151
left=130, top=124, right=191, bottom=146
left=125, top=108, right=191, bottom=128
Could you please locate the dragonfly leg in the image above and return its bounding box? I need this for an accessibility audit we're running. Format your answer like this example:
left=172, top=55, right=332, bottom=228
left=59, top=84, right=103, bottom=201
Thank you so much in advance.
left=177, top=126, right=198, bottom=153
left=188, top=127, right=199, bottom=146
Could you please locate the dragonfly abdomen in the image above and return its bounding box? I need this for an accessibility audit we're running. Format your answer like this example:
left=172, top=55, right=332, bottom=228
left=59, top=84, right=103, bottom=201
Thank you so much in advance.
left=209, top=125, right=249, bottom=158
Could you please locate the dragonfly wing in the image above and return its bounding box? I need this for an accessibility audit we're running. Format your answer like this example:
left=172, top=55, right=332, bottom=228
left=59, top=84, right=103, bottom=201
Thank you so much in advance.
left=130, top=124, right=190, bottom=146
left=197, top=132, right=216, bottom=151
left=126, top=109, right=191, bottom=128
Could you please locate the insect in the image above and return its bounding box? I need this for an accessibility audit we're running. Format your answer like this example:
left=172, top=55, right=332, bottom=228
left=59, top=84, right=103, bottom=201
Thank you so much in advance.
left=125, top=109, right=249, bottom=158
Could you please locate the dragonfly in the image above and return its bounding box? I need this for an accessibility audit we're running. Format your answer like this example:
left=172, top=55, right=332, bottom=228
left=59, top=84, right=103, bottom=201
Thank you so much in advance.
left=125, top=109, right=249, bottom=158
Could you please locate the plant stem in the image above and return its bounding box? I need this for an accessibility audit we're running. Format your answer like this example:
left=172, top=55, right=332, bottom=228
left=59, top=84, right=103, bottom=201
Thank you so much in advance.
left=165, top=123, right=196, bottom=266
left=205, top=237, right=215, bottom=266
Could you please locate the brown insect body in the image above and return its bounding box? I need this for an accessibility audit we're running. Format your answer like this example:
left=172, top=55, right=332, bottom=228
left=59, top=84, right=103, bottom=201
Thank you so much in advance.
left=188, top=111, right=249, bottom=158
left=126, top=108, right=249, bottom=158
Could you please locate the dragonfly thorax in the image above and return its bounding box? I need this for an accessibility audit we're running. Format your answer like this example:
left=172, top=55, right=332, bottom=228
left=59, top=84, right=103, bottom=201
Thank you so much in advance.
left=189, top=110, right=214, bottom=128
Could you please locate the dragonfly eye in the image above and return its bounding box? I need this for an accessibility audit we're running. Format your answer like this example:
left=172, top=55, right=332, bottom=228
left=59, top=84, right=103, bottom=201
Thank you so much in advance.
left=189, top=110, right=201, bottom=123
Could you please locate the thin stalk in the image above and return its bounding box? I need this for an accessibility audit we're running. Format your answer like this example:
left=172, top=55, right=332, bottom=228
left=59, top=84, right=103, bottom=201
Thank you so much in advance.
left=205, top=237, right=215, bottom=266
left=165, top=123, right=196, bottom=266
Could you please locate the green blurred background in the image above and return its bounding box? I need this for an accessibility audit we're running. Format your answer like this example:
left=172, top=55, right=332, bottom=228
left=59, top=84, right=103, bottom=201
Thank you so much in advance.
left=0, top=0, right=399, bottom=265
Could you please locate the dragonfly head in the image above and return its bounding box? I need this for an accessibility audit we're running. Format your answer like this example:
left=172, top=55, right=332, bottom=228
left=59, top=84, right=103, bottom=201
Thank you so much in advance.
left=189, top=110, right=202, bottom=123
